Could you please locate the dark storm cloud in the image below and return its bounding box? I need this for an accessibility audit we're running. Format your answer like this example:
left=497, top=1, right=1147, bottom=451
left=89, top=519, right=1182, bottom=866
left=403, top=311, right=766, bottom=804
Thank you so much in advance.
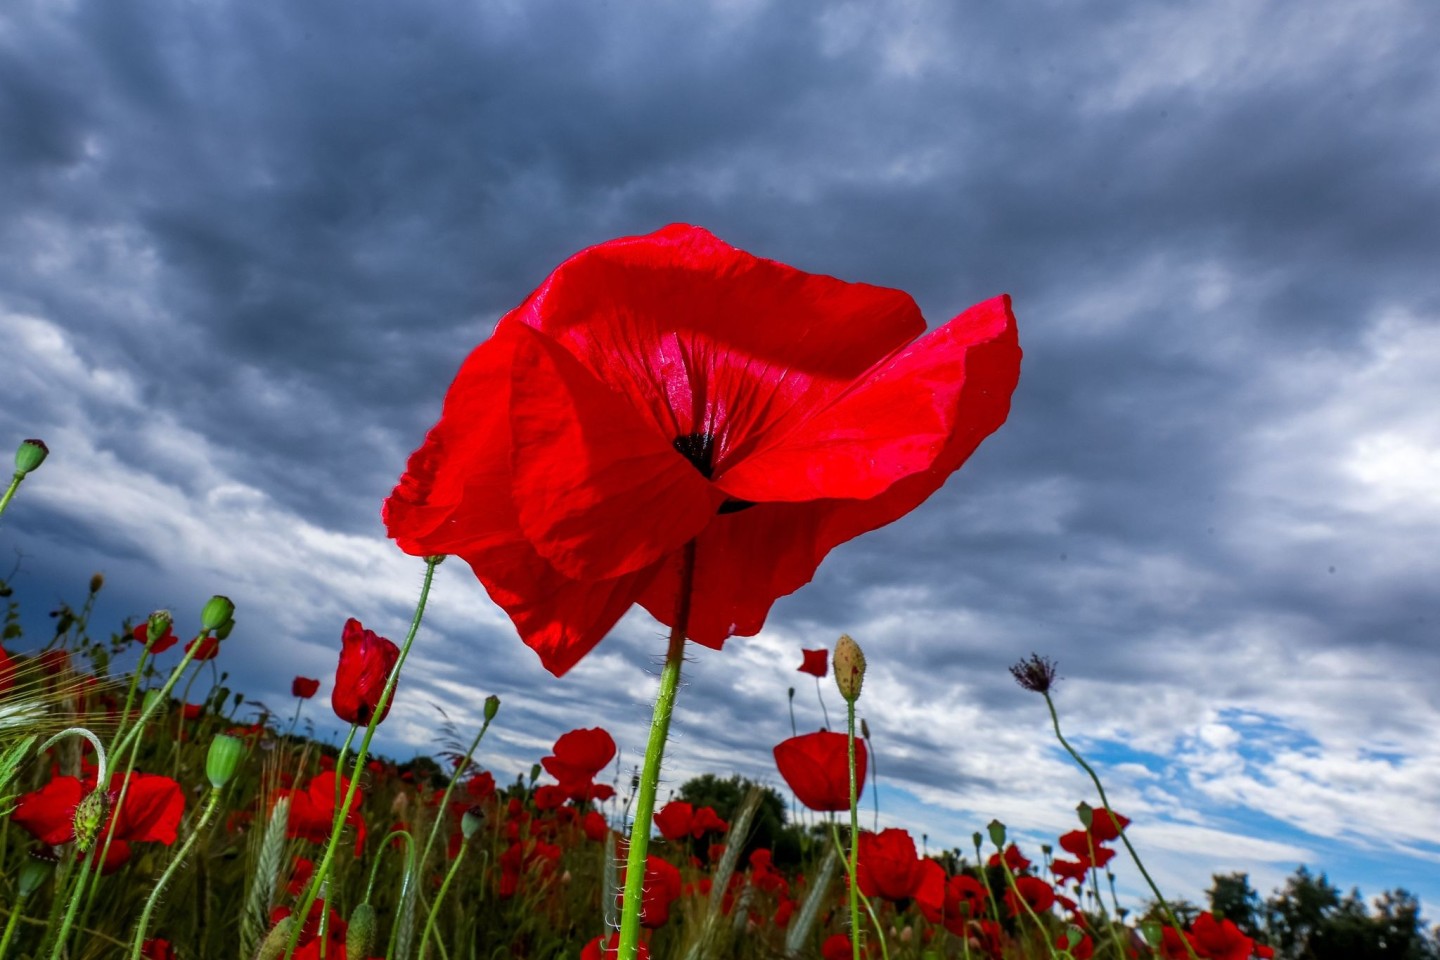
left=4, top=0, right=1440, bottom=902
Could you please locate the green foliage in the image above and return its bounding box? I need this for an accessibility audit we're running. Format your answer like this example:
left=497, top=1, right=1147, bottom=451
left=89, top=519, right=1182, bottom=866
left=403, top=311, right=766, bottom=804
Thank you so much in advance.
left=1259, top=866, right=1439, bottom=960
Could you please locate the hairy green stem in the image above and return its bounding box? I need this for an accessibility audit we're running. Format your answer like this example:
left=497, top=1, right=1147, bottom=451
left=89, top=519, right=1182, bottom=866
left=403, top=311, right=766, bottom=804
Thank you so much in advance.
left=846, top=699, right=862, bottom=960
left=418, top=716, right=492, bottom=875
left=284, top=557, right=440, bottom=960
left=417, top=844, right=467, bottom=960
left=129, top=788, right=223, bottom=960
left=616, top=540, right=695, bottom=960
left=1042, top=692, right=1199, bottom=960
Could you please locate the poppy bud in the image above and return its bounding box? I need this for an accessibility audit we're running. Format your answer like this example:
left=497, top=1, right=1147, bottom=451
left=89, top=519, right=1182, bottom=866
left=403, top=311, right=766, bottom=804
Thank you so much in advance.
left=147, top=610, right=174, bottom=646
left=1140, top=921, right=1163, bottom=947
left=215, top=616, right=236, bottom=640
left=484, top=694, right=501, bottom=722
left=206, top=734, right=245, bottom=788
left=200, top=595, right=235, bottom=633
left=461, top=805, right=485, bottom=839
left=347, top=903, right=377, bottom=960
left=255, top=916, right=295, bottom=960
left=529, top=763, right=541, bottom=784
left=18, top=851, right=55, bottom=897
left=72, top=789, right=109, bottom=852
left=832, top=634, right=865, bottom=702
left=987, top=819, right=1007, bottom=850
left=331, top=618, right=401, bottom=726
left=14, top=438, right=48, bottom=475
left=861, top=718, right=871, bottom=740
left=1076, top=802, right=1094, bottom=830
left=89, top=573, right=105, bottom=594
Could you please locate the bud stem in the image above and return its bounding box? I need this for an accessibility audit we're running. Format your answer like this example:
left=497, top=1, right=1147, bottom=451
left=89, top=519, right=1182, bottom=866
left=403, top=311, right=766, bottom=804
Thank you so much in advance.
left=129, top=787, right=225, bottom=960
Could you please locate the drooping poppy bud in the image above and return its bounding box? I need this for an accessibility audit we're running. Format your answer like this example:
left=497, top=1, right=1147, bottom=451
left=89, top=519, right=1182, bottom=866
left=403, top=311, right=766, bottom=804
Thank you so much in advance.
left=347, top=902, right=377, bottom=960
left=72, top=789, right=109, bottom=852
left=331, top=618, right=400, bottom=726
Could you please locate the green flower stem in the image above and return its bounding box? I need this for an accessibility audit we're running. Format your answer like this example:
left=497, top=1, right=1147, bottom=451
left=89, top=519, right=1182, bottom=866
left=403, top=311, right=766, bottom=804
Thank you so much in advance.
left=284, top=556, right=441, bottom=960
left=826, top=823, right=889, bottom=960
left=112, top=632, right=208, bottom=760
left=1042, top=692, right=1199, bottom=960
left=129, top=787, right=224, bottom=960
left=383, top=830, right=418, bottom=960
left=46, top=850, right=95, bottom=960
left=0, top=892, right=28, bottom=960
left=972, top=835, right=1004, bottom=929
left=995, top=856, right=1062, bottom=960
left=110, top=648, right=153, bottom=754
left=815, top=676, right=831, bottom=730
left=418, top=717, right=492, bottom=874
left=616, top=540, right=696, bottom=960
left=417, top=844, right=467, bottom=960
left=846, top=698, right=862, bottom=960
left=334, top=724, right=358, bottom=828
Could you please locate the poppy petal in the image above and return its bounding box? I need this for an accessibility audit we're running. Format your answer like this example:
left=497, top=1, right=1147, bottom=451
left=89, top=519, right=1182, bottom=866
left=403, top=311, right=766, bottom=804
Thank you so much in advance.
left=716, top=296, right=1020, bottom=501
left=110, top=772, right=185, bottom=845
left=508, top=324, right=719, bottom=581
left=500, top=224, right=926, bottom=474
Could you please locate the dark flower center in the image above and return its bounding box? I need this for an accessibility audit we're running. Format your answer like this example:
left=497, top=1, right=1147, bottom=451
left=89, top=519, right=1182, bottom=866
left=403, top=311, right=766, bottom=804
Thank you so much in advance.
left=673, top=432, right=755, bottom=514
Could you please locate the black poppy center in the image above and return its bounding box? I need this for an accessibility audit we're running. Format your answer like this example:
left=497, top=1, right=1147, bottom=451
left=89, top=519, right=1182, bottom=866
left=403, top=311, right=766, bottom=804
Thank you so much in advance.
left=673, top=432, right=756, bottom=514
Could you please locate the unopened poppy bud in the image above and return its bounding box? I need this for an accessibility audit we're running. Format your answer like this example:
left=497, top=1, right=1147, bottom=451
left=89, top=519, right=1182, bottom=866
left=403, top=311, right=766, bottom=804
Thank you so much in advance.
left=861, top=718, right=871, bottom=740
left=461, top=805, right=485, bottom=839
left=1076, top=802, right=1094, bottom=830
left=832, top=634, right=865, bottom=702
left=89, top=572, right=105, bottom=594
left=73, top=789, right=109, bottom=852
left=18, top=851, right=55, bottom=897
left=346, top=903, right=377, bottom=960
left=972, top=831, right=983, bottom=850
left=987, top=819, right=1007, bottom=850
left=200, top=595, right=235, bottom=633
left=788, top=687, right=795, bottom=701
left=484, top=694, right=501, bottom=722
left=206, top=734, right=245, bottom=788
left=14, top=439, right=48, bottom=475
left=529, top=763, right=541, bottom=784
left=255, top=916, right=296, bottom=960
left=147, top=610, right=173, bottom=645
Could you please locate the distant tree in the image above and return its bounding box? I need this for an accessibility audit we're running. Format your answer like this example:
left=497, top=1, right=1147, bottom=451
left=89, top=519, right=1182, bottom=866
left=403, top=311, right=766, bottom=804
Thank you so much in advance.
left=1266, top=866, right=1342, bottom=959
left=1261, top=867, right=1440, bottom=960
left=675, top=773, right=801, bottom=866
left=1210, top=871, right=1262, bottom=936
left=1368, top=889, right=1438, bottom=960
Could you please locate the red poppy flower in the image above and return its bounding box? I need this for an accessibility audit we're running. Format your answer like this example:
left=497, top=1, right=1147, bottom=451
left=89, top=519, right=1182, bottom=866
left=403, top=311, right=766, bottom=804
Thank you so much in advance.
left=331, top=618, right=400, bottom=726
left=1160, top=926, right=1198, bottom=960
left=797, top=648, right=827, bottom=677
left=1190, top=912, right=1256, bottom=960
left=383, top=224, right=1021, bottom=676
left=0, top=645, right=15, bottom=692
left=12, top=770, right=184, bottom=848
left=131, top=622, right=179, bottom=654
left=773, top=730, right=867, bottom=812
left=465, top=770, right=496, bottom=802
left=1058, top=829, right=1115, bottom=869
left=919, top=873, right=989, bottom=935
left=1086, top=808, right=1130, bottom=843
left=292, top=676, right=320, bottom=699
left=141, top=939, right=175, bottom=960
left=855, top=828, right=945, bottom=911
left=279, top=771, right=367, bottom=855
left=541, top=727, right=616, bottom=797
left=1004, top=875, right=1056, bottom=917
left=987, top=843, right=1032, bottom=873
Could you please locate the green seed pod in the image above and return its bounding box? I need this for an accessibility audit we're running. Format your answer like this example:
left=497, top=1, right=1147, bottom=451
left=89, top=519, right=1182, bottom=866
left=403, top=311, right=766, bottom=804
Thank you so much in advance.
left=461, top=805, right=485, bottom=839
left=14, top=439, right=48, bottom=475
left=200, top=595, right=235, bottom=633
left=72, top=789, right=109, bottom=852
left=206, top=734, right=246, bottom=789
left=346, top=903, right=377, bottom=960
left=1076, top=801, right=1094, bottom=830
left=484, top=694, right=501, bottom=722
left=986, top=818, right=1007, bottom=850
left=833, top=634, right=866, bottom=702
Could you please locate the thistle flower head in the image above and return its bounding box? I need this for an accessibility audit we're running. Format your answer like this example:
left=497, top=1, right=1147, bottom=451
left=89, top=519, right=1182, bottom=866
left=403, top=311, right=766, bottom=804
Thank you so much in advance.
left=1009, top=653, right=1059, bottom=694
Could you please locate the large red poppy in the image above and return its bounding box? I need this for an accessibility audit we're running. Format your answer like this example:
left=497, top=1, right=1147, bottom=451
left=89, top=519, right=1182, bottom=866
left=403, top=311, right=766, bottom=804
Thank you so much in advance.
left=331, top=618, right=400, bottom=726
left=12, top=770, right=184, bottom=859
left=855, top=828, right=945, bottom=911
left=384, top=225, right=1021, bottom=675
left=773, top=730, right=866, bottom=812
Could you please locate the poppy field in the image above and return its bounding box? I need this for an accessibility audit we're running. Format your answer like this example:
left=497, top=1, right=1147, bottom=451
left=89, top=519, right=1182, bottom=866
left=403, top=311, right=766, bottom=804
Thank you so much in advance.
left=0, top=226, right=1371, bottom=960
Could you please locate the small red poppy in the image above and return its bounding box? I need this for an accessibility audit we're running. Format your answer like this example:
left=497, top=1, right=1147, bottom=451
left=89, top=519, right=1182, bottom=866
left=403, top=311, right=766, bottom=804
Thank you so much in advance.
left=185, top=635, right=221, bottom=661
left=1004, top=875, right=1056, bottom=917
left=292, top=676, right=320, bottom=699
left=617, top=855, right=683, bottom=928
left=1190, top=912, right=1257, bottom=960
left=541, top=727, right=616, bottom=798
left=855, top=828, right=945, bottom=911
left=131, top=622, right=179, bottom=654
left=384, top=224, right=1021, bottom=676
left=279, top=771, right=367, bottom=855
left=797, top=648, right=827, bottom=677
left=773, top=730, right=867, bottom=812
left=331, top=618, right=400, bottom=726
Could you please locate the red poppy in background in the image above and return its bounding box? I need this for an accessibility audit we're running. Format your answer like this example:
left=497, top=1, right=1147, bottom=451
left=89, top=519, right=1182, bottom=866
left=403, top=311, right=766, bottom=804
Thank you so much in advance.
left=1004, top=875, right=1056, bottom=917
left=292, top=676, right=320, bottom=699
left=581, top=933, right=650, bottom=960
left=185, top=635, right=220, bottom=661
left=0, top=645, right=15, bottom=693
left=141, top=940, right=174, bottom=960
left=919, top=873, right=989, bottom=935
left=1086, top=808, right=1130, bottom=843
left=280, top=771, right=367, bottom=855
left=331, top=618, right=400, bottom=726
left=131, top=622, right=178, bottom=654
left=1190, top=912, right=1257, bottom=960
left=383, top=224, right=1021, bottom=676
left=987, top=843, right=1032, bottom=873
left=541, top=727, right=616, bottom=798
left=616, top=855, right=683, bottom=928
left=773, top=730, right=866, bottom=812
left=797, top=648, right=827, bottom=677
left=856, top=828, right=945, bottom=911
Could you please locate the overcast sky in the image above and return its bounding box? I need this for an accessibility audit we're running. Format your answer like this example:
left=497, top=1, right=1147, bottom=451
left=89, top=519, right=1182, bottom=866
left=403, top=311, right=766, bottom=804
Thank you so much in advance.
left=3, top=0, right=1438, bottom=914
